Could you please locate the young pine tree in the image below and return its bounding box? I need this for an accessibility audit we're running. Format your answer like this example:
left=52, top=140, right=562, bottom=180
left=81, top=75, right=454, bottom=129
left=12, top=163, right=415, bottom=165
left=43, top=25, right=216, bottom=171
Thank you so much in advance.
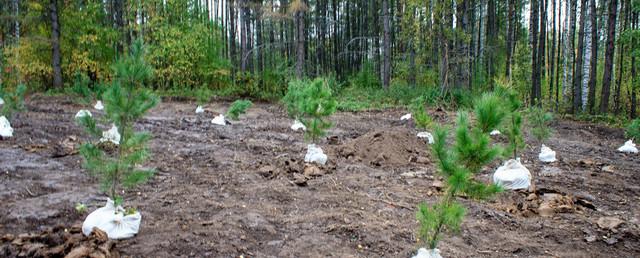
left=493, top=84, right=525, bottom=160
left=528, top=107, right=554, bottom=144
left=76, top=39, right=159, bottom=208
left=0, top=83, right=27, bottom=120
left=195, top=86, right=213, bottom=106
left=283, top=78, right=337, bottom=143
left=417, top=98, right=505, bottom=250
left=625, top=119, right=640, bottom=141
left=412, top=96, right=433, bottom=130
left=226, top=99, right=253, bottom=120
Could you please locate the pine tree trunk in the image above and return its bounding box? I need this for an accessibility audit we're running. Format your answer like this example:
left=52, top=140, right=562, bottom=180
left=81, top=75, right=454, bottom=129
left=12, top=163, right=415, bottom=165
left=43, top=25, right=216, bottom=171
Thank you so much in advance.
left=49, top=0, right=62, bottom=89
left=537, top=0, right=546, bottom=104
left=382, top=0, right=391, bottom=89
left=505, top=0, right=515, bottom=79
left=614, top=0, right=629, bottom=115
left=549, top=0, right=556, bottom=102
left=229, top=0, right=236, bottom=78
left=573, top=0, right=587, bottom=113
left=240, top=0, right=248, bottom=72
left=531, top=0, right=540, bottom=106
left=587, top=0, right=598, bottom=113
left=295, top=4, right=305, bottom=79
left=631, top=13, right=638, bottom=118
left=581, top=0, right=593, bottom=111
left=561, top=0, right=573, bottom=103
left=600, top=0, right=618, bottom=113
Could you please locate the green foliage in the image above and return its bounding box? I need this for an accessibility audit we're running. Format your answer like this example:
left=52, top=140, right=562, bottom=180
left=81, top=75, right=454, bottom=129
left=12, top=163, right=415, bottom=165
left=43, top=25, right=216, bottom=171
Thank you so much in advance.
left=626, top=119, right=640, bottom=140
left=76, top=39, right=159, bottom=204
left=474, top=93, right=506, bottom=133
left=70, top=72, right=107, bottom=106
left=496, top=83, right=525, bottom=159
left=195, top=87, right=213, bottom=106
left=528, top=107, right=554, bottom=143
left=286, top=78, right=337, bottom=143
left=418, top=100, right=504, bottom=249
left=0, top=84, right=27, bottom=119
left=226, top=99, right=253, bottom=120
left=348, top=61, right=380, bottom=89
left=412, top=97, right=433, bottom=130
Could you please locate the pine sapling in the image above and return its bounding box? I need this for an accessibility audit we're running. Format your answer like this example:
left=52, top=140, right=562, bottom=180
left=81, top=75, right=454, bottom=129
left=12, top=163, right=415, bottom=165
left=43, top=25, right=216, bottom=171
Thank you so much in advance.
left=70, top=72, right=107, bottom=106
left=502, top=90, right=525, bottom=160
left=195, top=86, right=213, bottom=106
left=528, top=107, right=554, bottom=145
left=625, top=119, right=640, bottom=141
left=0, top=83, right=27, bottom=120
left=282, top=79, right=306, bottom=119
left=76, top=39, right=159, bottom=209
left=417, top=100, right=505, bottom=251
left=412, top=96, right=433, bottom=130
left=298, top=78, right=337, bottom=143
left=226, top=99, right=253, bottom=120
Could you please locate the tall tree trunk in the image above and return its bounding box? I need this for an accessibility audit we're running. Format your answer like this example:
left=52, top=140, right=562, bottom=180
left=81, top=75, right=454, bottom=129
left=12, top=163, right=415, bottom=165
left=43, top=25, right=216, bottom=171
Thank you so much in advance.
left=505, top=0, right=515, bottom=79
left=631, top=13, right=638, bottom=118
left=531, top=0, right=540, bottom=106
left=229, top=0, right=236, bottom=78
left=614, top=0, right=629, bottom=115
left=573, top=0, right=587, bottom=113
left=537, top=0, right=546, bottom=104
left=382, top=0, right=391, bottom=89
left=485, top=0, right=496, bottom=81
left=49, top=0, right=62, bottom=89
left=255, top=3, right=263, bottom=74
left=587, top=0, right=598, bottom=113
left=549, top=0, right=556, bottom=101
left=600, top=0, right=618, bottom=113
left=114, top=0, right=126, bottom=54
left=561, top=0, right=573, bottom=104
left=294, top=1, right=306, bottom=79
left=555, top=0, right=563, bottom=111
left=240, top=0, right=248, bottom=72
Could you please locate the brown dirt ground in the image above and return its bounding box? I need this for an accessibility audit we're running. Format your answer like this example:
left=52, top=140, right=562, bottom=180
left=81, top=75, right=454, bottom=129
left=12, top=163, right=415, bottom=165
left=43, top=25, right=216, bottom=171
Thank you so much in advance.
left=1, top=95, right=639, bottom=257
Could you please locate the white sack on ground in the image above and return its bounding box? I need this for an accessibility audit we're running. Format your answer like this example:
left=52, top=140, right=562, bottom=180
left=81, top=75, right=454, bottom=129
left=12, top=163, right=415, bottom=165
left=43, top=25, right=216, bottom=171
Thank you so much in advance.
left=305, top=144, right=327, bottom=165
left=400, top=113, right=412, bottom=121
left=618, top=140, right=638, bottom=153
left=538, top=144, right=557, bottom=162
left=493, top=159, right=531, bottom=190
left=75, top=110, right=93, bottom=119
left=0, top=116, right=13, bottom=138
left=412, top=248, right=443, bottom=258
left=291, top=120, right=306, bottom=131
left=195, top=105, right=204, bottom=114
left=94, top=101, right=104, bottom=110
left=211, top=114, right=226, bottom=126
left=82, top=199, right=141, bottom=240
left=417, top=131, right=434, bottom=144
left=490, top=129, right=501, bottom=135
left=100, top=124, right=121, bottom=145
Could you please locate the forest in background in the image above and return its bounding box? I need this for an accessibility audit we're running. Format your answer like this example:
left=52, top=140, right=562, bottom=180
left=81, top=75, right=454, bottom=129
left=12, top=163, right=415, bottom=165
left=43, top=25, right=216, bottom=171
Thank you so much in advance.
left=0, top=0, right=639, bottom=119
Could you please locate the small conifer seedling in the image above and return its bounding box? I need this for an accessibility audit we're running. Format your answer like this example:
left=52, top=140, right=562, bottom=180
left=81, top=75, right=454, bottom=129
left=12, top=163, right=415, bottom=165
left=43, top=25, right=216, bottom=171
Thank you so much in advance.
left=625, top=119, right=640, bottom=140
left=195, top=87, right=213, bottom=106
left=282, top=79, right=306, bottom=119
left=297, top=78, right=337, bottom=143
left=76, top=39, right=159, bottom=207
left=412, top=97, right=433, bottom=130
left=226, top=99, right=253, bottom=120
left=417, top=104, right=504, bottom=250
left=71, top=72, right=106, bottom=106
left=528, top=107, right=554, bottom=144
left=0, top=83, right=27, bottom=120
left=500, top=90, right=525, bottom=160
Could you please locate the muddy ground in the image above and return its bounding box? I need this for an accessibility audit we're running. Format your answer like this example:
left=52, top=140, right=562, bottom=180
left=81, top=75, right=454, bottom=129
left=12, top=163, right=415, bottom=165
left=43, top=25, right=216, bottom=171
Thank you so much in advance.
left=1, top=95, right=639, bottom=257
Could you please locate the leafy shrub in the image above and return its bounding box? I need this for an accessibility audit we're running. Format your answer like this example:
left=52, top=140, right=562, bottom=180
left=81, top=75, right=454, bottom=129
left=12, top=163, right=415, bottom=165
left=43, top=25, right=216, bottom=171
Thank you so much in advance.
left=76, top=39, right=159, bottom=206
left=226, top=99, right=253, bottom=120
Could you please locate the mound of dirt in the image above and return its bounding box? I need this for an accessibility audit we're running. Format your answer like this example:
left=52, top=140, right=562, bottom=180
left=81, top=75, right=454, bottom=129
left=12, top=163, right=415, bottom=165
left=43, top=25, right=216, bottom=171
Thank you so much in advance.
left=0, top=226, right=119, bottom=258
left=338, top=127, right=429, bottom=166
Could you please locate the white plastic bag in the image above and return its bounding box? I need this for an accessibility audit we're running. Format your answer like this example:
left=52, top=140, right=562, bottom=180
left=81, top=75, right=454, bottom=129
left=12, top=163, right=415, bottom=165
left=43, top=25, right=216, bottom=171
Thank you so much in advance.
left=82, top=199, right=141, bottom=240
left=195, top=105, right=204, bottom=114
left=0, top=116, right=13, bottom=138
left=211, top=114, right=226, bottom=126
left=618, top=140, right=638, bottom=153
left=291, top=120, right=306, bottom=131
left=0, top=97, right=4, bottom=105
left=75, top=109, right=93, bottom=119
left=401, top=113, right=412, bottom=121
left=538, top=144, right=557, bottom=162
left=490, top=129, right=501, bottom=136
left=413, top=248, right=443, bottom=258
left=100, top=124, right=121, bottom=145
left=417, top=131, right=434, bottom=144
left=94, top=101, right=104, bottom=110
left=493, top=159, right=531, bottom=190
left=305, top=144, right=328, bottom=165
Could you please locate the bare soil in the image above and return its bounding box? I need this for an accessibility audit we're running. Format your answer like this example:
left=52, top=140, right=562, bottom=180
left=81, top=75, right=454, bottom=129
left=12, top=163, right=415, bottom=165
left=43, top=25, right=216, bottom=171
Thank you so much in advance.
left=1, top=95, right=639, bottom=257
